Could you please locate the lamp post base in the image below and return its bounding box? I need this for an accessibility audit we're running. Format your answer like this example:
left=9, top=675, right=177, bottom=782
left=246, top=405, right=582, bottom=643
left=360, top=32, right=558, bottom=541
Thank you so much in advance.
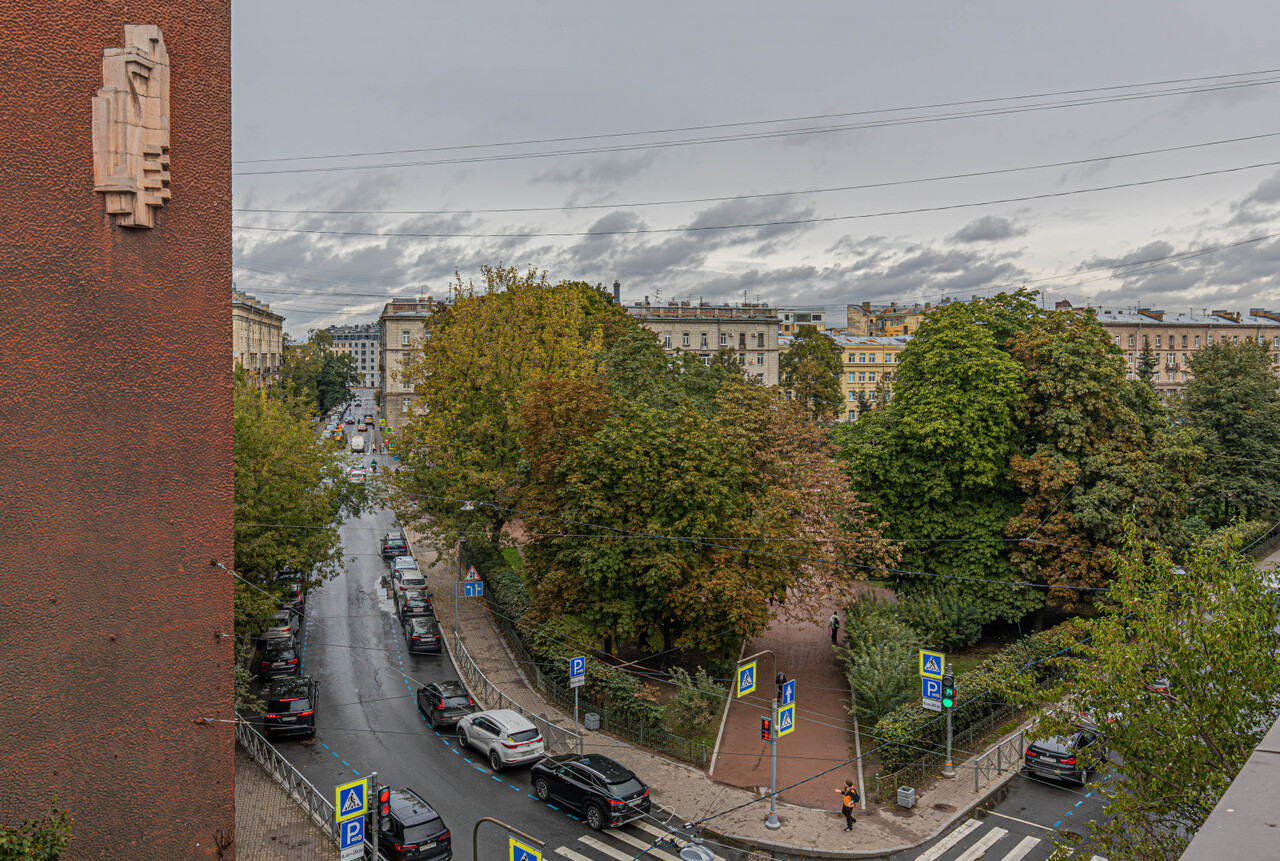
left=765, top=814, right=781, bottom=830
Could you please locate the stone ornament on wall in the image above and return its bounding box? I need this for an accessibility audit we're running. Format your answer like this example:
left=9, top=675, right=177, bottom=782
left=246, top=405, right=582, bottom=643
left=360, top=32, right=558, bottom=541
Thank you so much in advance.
left=92, top=25, right=170, bottom=228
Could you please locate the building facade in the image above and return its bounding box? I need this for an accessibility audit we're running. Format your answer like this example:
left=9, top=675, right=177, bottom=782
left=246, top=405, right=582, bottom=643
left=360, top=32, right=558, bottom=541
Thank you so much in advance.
left=378, top=298, right=436, bottom=431
left=232, top=289, right=284, bottom=385
left=1063, top=303, right=1280, bottom=394
left=780, top=333, right=911, bottom=420
left=0, top=5, right=234, bottom=859
left=626, top=301, right=782, bottom=385
left=326, top=322, right=380, bottom=389
left=776, top=307, right=827, bottom=335
left=845, top=301, right=937, bottom=336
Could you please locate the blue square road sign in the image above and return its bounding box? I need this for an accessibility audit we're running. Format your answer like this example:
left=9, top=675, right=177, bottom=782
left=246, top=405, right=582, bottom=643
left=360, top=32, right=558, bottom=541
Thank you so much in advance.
left=464, top=581, right=484, bottom=597
left=340, top=816, right=364, bottom=850
left=737, top=662, right=757, bottom=697
left=921, top=677, right=941, bottom=700
left=919, top=649, right=945, bottom=680
left=781, top=679, right=796, bottom=706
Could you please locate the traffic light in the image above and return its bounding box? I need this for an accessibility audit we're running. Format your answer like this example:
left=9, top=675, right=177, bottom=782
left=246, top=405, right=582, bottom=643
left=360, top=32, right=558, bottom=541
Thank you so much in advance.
left=941, top=672, right=955, bottom=710
left=760, top=717, right=773, bottom=742
left=377, top=785, right=392, bottom=831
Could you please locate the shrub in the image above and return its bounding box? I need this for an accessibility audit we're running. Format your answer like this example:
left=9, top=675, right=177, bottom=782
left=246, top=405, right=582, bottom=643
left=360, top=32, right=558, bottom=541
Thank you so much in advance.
left=670, top=667, right=725, bottom=738
left=838, top=596, right=921, bottom=726
left=897, top=592, right=983, bottom=652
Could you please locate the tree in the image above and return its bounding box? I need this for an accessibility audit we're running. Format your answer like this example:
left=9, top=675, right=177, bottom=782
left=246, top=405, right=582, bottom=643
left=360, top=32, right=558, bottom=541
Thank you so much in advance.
left=0, top=799, right=71, bottom=861
left=1137, top=340, right=1158, bottom=385
left=1032, top=522, right=1280, bottom=861
left=1182, top=340, right=1280, bottom=525
left=779, top=324, right=842, bottom=420
left=274, top=329, right=359, bottom=417
left=395, top=267, right=625, bottom=549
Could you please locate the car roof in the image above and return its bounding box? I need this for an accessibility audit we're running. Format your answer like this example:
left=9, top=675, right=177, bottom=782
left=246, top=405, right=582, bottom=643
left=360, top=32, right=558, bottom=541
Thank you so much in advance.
left=408, top=617, right=439, bottom=631
left=263, top=638, right=295, bottom=654
left=390, top=789, right=440, bottom=824
left=268, top=676, right=312, bottom=698
left=566, top=754, right=633, bottom=781
left=424, top=680, right=468, bottom=695
left=475, top=709, right=536, bottom=731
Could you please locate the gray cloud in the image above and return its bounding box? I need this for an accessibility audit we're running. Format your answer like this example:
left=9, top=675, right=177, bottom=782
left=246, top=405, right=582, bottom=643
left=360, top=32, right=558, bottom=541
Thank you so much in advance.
left=948, top=215, right=1029, bottom=244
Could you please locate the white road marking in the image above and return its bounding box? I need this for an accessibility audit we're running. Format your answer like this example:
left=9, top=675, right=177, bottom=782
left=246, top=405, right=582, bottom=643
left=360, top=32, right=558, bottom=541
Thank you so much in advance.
left=955, top=826, right=1008, bottom=861
left=578, top=834, right=638, bottom=861
left=609, top=829, right=685, bottom=860
left=554, top=847, right=594, bottom=861
left=997, top=835, right=1041, bottom=861
left=916, top=819, right=983, bottom=861
left=634, top=821, right=687, bottom=847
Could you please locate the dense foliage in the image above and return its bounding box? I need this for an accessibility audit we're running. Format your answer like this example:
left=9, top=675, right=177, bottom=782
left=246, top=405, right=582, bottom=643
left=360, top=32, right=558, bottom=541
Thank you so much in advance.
left=0, top=800, right=71, bottom=861
left=273, top=328, right=360, bottom=418
left=780, top=323, right=843, bottom=419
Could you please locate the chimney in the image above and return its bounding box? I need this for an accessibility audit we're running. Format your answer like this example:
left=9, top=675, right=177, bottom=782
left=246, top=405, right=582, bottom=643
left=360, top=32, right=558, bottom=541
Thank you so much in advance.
left=613, top=280, right=621, bottom=303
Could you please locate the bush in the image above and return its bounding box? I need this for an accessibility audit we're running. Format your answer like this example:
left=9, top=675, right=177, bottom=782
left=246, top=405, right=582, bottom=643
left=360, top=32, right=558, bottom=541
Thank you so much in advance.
left=871, top=621, right=1086, bottom=773
left=897, top=592, right=983, bottom=652
left=838, top=597, right=921, bottom=726
left=670, top=667, right=725, bottom=738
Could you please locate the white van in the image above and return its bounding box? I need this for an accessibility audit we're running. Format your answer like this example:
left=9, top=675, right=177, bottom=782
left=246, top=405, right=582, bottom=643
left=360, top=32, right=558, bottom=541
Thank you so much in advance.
left=350, top=434, right=366, bottom=453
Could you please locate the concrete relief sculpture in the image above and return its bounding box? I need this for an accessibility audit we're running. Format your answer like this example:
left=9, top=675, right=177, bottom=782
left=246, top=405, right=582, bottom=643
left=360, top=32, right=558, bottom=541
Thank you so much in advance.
left=92, top=25, right=170, bottom=228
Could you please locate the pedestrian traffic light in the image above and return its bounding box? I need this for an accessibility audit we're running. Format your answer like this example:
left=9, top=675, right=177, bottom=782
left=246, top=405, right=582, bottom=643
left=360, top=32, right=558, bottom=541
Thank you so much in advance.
left=760, top=717, right=773, bottom=742
left=377, top=785, right=392, bottom=831
left=941, top=672, right=955, bottom=710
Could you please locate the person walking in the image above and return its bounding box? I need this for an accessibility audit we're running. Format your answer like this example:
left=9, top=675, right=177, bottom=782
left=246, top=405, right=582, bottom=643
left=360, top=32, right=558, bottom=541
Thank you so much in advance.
left=834, top=779, right=858, bottom=830
left=828, top=611, right=840, bottom=645
left=776, top=672, right=787, bottom=701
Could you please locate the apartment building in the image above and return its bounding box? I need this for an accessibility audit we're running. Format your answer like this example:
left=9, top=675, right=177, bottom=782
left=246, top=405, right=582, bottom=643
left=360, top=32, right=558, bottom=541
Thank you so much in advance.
left=326, top=322, right=380, bottom=389
left=232, top=289, right=284, bottom=386
left=378, top=297, right=437, bottom=431
left=626, top=301, right=781, bottom=386
left=846, top=301, right=936, bottom=336
left=777, top=307, right=828, bottom=335
left=777, top=333, right=912, bottom=421
left=1062, top=303, right=1280, bottom=394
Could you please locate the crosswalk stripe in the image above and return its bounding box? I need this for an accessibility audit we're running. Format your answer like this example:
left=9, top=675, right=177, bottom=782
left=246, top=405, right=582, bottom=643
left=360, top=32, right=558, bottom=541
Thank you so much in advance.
left=635, top=821, right=687, bottom=848
left=917, top=819, right=983, bottom=861
left=554, top=847, right=595, bottom=861
left=609, top=829, right=685, bottom=860
left=999, top=835, right=1041, bottom=861
left=955, top=826, right=1008, bottom=861
left=578, top=835, right=642, bottom=861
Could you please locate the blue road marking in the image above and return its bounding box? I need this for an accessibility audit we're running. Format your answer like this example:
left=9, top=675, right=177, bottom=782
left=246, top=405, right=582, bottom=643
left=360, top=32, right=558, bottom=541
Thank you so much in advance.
left=322, top=744, right=329, bottom=749
left=566, top=814, right=580, bottom=821
left=342, top=761, right=350, bottom=767
left=528, top=794, right=539, bottom=801
left=1066, top=810, right=1073, bottom=816
left=441, top=739, right=449, bottom=745
left=509, top=785, right=521, bottom=791
left=464, top=758, right=472, bottom=763
left=453, top=749, right=460, bottom=755
left=475, top=766, right=485, bottom=773
left=1075, top=801, right=1083, bottom=807
left=1086, top=792, right=1093, bottom=797
left=353, top=770, right=360, bottom=776
left=1054, top=820, right=1063, bottom=828
left=546, top=804, right=560, bottom=811
left=492, top=776, right=502, bottom=782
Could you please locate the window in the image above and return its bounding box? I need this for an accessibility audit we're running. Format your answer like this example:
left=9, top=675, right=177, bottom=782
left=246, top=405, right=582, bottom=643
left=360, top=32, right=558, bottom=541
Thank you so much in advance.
left=720, top=333, right=728, bottom=347
left=739, top=333, right=747, bottom=350
left=1234, top=336, right=1240, bottom=345
left=1183, top=372, right=1189, bottom=380
left=868, top=372, right=876, bottom=382
left=1156, top=335, right=1162, bottom=347
left=1128, top=335, right=1135, bottom=347
left=682, top=333, right=690, bottom=347
left=401, top=399, right=410, bottom=414
left=859, top=353, right=866, bottom=363
left=756, top=353, right=764, bottom=365
left=848, top=354, right=855, bottom=363
left=1181, top=335, right=1187, bottom=348
left=702, top=357, right=710, bottom=366
left=1143, top=335, right=1149, bottom=347
left=858, top=372, right=866, bottom=382
left=701, top=333, right=708, bottom=348
left=1196, top=335, right=1202, bottom=348
left=402, top=331, right=411, bottom=346
left=1115, top=336, right=1121, bottom=346
left=1274, top=336, right=1279, bottom=348
left=1208, top=335, right=1214, bottom=345
left=848, top=372, right=856, bottom=383
left=848, top=391, right=856, bottom=401
left=737, top=355, right=745, bottom=365
left=757, top=333, right=765, bottom=347
left=868, top=353, right=876, bottom=363
left=848, top=411, right=855, bottom=421
left=663, top=334, right=671, bottom=349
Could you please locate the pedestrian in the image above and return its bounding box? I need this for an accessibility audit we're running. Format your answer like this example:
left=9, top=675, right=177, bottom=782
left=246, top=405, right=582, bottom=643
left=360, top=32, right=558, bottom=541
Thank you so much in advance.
left=835, top=779, right=858, bottom=830
left=776, top=672, right=787, bottom=701
left=829, top=611, right=840, bottom=645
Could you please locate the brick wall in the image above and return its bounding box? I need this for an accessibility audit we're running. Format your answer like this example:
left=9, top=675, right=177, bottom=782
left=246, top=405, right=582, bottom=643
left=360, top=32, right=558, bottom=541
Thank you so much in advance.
left=0, top=3, right=233, bottom=859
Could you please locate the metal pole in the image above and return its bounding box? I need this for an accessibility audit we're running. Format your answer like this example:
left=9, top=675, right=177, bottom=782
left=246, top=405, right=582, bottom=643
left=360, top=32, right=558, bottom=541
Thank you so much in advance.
left=942, top=711, right=956, bottom=778
left=367, top=770, right=378, bottom=860
left=454, top=531, right=461, bottom=636
left=473, top=817, right=543, bottom=861
left=574, top=686, right=580, bottom=755
left=767, top=696, right=780, bottom=829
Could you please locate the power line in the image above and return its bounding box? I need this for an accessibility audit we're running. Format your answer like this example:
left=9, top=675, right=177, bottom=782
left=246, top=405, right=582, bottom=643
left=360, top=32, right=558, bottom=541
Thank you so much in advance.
left=232, top=130, right=1280, bottom=217
left=233, top=76, right=1280, bottom=175
left=232, top=158, right=1280, bottom=239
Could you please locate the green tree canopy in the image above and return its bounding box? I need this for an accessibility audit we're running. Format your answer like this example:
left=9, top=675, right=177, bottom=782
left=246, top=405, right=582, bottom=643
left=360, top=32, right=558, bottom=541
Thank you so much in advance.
left=274, top=328, right=359, bottom=418
left=779, top=324, right=842, bottom=420
left=1182, top=340, right=1280, bottom=525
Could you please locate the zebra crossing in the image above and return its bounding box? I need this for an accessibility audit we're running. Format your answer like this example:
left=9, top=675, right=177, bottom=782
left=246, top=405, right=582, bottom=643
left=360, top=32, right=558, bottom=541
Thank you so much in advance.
left=549, top=820, right=716, bottom=861
left=911, top=817, right=1109, bottom=861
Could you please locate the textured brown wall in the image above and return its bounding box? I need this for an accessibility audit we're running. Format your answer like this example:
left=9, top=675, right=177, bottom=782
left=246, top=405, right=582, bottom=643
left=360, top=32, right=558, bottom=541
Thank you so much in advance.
left=0, top=2, right=234, bottom=859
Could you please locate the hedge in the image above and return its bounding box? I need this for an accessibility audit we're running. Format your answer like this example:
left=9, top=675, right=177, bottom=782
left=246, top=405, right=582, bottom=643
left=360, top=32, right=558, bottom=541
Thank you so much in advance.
left=871, top=620, right=1086, bottom=773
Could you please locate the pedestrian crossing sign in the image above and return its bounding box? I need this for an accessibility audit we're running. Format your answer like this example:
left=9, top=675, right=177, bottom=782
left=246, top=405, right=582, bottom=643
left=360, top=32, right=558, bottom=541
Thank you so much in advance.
left=778, top=703, right=795, bottom=737
left=919, top=649, right=945, bottom=680
left=737, top=661, right=757, bottom=698
left=335, top=777, right=368, bottom=822
left=510, top=837, right=542, bottom=861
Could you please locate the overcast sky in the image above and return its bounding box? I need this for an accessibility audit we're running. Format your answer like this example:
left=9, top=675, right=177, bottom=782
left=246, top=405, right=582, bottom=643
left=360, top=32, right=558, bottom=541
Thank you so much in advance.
left=231, top=1, right=1280, bottom=337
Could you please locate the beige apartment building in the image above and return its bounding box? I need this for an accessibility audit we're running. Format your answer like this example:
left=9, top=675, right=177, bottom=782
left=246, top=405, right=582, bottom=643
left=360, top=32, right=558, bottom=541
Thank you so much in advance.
left=232, top=289, right=283, bottom=386
left=378, top=297, right=437, bottom=431
left=779, top=333, right=912, bottom=421
left=626, top=301, right=782, bottom=385
left=1062, top=303, right=1280, bottom=394
left=776, top=307, right=828, bottom=335
left=846, top=301, right=936, bottom=337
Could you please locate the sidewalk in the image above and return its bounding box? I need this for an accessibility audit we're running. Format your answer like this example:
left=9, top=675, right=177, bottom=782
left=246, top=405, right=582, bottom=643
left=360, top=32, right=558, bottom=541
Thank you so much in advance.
left=235, top=747, right=338, bottom=861
left=409, top=527, right=1023, bottom=858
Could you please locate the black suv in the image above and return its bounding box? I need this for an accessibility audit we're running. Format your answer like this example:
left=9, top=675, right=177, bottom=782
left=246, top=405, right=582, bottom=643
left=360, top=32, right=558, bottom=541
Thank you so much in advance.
left=381, top=531, right=409, bottom=559
left=530, top=754, right=651, bottom=830
left=415, top=681, right=476, bottom=730
left=405, top=617, right=443, bottom=654
left=1024, top=722, right=1107, bottom=784
left=379, top=788, right=452, bottom=861
left=264, top=675, right=320, bottom=738
left=257, top=637, right=300, bottom=680
left=398, top=590, right=434, bottom=624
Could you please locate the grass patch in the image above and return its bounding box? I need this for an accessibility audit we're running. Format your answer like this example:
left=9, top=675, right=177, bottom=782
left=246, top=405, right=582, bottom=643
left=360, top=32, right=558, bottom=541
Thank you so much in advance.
left=502, top=546, right=524, bottom=572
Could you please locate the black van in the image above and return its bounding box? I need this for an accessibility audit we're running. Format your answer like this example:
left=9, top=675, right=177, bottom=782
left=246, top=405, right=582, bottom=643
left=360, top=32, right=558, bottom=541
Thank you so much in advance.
left=263, top=676, right=320, bottom=739
left=379, top=789, right=452, bottom=861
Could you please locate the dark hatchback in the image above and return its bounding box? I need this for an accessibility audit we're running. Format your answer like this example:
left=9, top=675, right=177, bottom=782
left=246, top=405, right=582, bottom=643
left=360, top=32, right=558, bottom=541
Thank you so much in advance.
left=1024, top=724, right=1107, bottom=784
left=530, top=753, right=651, bottom=830
left=258, top=637, right=300, bottom=680
left=415, top=681, right=477, bottom=730
left=381, top=531, right=409, bottom=559
left=405, top=617, right=443, bottom=654
left=264, top=676, right=320, bottom=738
left=379, top=788, right=452, bottom=861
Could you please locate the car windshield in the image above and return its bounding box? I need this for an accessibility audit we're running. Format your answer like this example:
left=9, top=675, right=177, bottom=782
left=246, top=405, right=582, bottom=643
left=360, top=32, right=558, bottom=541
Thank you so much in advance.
left=509, top=728, right=540, bottom=743
left=607, top=777, right=644, bottom=797
left=403, top=820, right=444, bottom=843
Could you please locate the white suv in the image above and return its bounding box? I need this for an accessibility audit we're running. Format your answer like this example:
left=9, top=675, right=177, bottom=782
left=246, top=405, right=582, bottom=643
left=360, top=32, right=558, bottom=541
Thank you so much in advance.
left=456, top=709, right=545, bottom=770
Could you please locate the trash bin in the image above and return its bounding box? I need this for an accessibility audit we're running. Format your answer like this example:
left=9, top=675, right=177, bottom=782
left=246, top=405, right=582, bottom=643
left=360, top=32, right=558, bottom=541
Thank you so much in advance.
left=897, top=786, right=916, bottom=809
left=584, top=713, right=601, bottom=731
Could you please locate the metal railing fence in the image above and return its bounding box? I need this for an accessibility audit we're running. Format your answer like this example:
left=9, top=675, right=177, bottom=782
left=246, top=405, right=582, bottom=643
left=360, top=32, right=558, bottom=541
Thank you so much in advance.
left=235, top=715, right=338, bottom=844
left=973, top=728, right=1027, bottom=792
left=452, top=633, right=582, bottom=756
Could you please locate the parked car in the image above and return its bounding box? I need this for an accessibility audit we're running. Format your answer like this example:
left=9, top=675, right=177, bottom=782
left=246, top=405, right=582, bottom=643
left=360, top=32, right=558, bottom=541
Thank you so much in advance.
left=405, top=617, right=443, bottom=654
left=349, top=466, right=365, bottom=484
left=529, top=754, right=651, bottom=830
left=393, top=568, right=428, bottom=598
left=258, top=609, right=297, bottom=641
left=381, top=531, right=409, bottom=559
left=377, top=788, right=452, bottom=861
left=391, top=555, right=419, bottom=577
left=457, top=709, right=544, bottom=771
left=1023, top=722, right=1107, bottom=784
left=415, top=681, right=476, bottom=730
left=264, top=675, right=320, bottom=738
left=398, top=589, right=435, bottom=623
left=257, top=637, right=300, bottom=680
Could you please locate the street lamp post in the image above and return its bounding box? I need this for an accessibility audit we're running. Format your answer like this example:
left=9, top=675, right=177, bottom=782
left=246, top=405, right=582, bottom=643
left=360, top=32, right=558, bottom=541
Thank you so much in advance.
left=472, top=817, right=542, bottom=861
left=740, top=648, right=781, bottom=830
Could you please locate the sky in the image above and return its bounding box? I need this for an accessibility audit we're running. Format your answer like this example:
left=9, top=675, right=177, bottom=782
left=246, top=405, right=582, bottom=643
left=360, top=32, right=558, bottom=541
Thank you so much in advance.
left=231, top=1, right=1280, bottom=337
